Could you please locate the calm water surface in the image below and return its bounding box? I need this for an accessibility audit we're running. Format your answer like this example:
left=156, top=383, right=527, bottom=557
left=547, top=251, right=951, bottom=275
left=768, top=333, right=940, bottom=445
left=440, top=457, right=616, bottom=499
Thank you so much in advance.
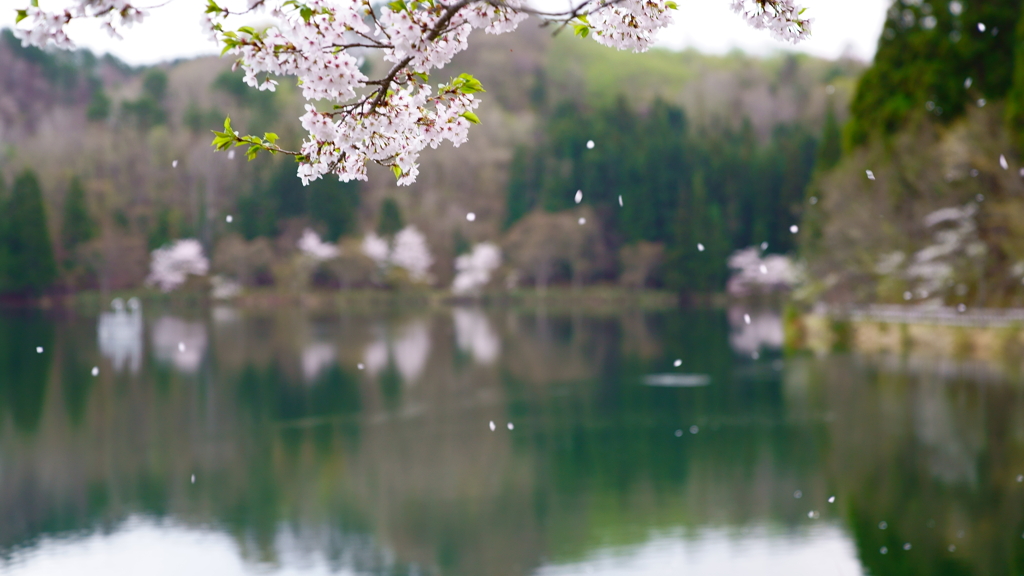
left=0, top=305, right=1022, bottom=575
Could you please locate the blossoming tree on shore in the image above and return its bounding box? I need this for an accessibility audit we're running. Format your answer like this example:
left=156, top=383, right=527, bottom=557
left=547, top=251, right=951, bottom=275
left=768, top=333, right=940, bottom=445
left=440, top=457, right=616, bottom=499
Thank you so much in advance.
left=13, top=0, right=810, bottom=187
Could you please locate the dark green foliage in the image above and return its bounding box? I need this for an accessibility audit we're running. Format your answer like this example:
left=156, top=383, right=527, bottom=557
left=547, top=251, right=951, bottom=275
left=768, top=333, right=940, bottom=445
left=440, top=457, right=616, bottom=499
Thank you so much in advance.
left=61, top=177, right=98, bottom=255
left=1, top=170, right=57, bottom=295
left=121, top=97, right=166, bottom=130
left=817, top=103, right=843, bottom=171
left=0, top=311, right=54, bottom=433
left=237, top=159, right=360, bottom=241
left=848, top=0, right=1021, bottom=144
left=183, top=101, right=225, bottom=133
left=121, top=69, right=169, bottom=130
left=453, top=229, right=471, bottom=256
left=377, top=198, right=404, bottom=237
left=507, top=98, right=819, bottom=292
left=1007, top=6, right=1024, bottom=152
left=147, top=207, right=192, bottom=250
left=86, top=89, right=111, bottom=121
left=664, top=173, right=729, bottom=293
left=142, top=69, right=168, bottom=101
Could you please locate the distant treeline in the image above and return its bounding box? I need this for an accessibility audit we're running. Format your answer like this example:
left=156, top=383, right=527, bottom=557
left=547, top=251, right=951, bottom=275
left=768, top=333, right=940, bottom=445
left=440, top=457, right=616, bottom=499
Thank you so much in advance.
left=507, top=98, right=840, bottom=292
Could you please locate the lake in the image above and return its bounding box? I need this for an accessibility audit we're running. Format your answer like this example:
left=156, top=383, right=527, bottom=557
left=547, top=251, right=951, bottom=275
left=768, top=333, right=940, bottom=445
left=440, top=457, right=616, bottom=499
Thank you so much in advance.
left=0, top=303, right=1022, bottom=575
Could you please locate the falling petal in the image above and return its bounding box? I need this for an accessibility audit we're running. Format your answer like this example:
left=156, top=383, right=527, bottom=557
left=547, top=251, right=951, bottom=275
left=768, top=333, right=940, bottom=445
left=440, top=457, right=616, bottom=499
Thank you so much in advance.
left=466, top=212, right=476, bottom=222
left=618, top=195, right=623, bottom=207
left=794, top=490, right=802, bottom=499
left=903, top=291, right=912, bottom=300
left=866, top=170, right=875, bottom=180
left=357, top=363, right=365, bottom=370
left=226, top=215, right=233, bottom=223
left=228, top=149, right=235, bottom=160
left=759, top=264, right=767, bottom=275
left=575, top=190, right=583, bottom=204
left=673, top=359, right=682, bottom=367
left=948, top=545, right=956, bottom=552
left=977, top=22, right=986, bottom=32
left=903, top=543, right=912, bottom=551
left=578, top=217, right=586, bottom=225
left=964, top=77, right=972, bottom=89
left=810, top=196, right=818, bottom=205
left=689, top=425, right=699, bottom=434
left=507, top=422, right=514, bottom=430
left=828, top=496, right=835, bottom=503
left=880, top=547, right=888, bottom=555
left=1016, top=474, right=1022, bottom=482
left=586, top=140, right=595, bottom=149
left=978, top=98, right=987, bottom=107
left=879, top=521, right=888, bottom=530
left=191, top=474, right=195, bottom=484
left=172, top=160, right=178, bottom=168
left=790, top=225, right=799, bottom=234
left=1001, top=154, right=1009, bottom=170
left=674, top=429, right=683, bottom=437
left=91, top=366, right=99, bottom=377
left=697, top=243, right=705, bottom=252
left=178, top=342, right=186, bottom=352
left=489, top=421, right=496, bottom=431
left=35, top=346, right=43, bottom=353
left=744, top=314, right=751, bottom=325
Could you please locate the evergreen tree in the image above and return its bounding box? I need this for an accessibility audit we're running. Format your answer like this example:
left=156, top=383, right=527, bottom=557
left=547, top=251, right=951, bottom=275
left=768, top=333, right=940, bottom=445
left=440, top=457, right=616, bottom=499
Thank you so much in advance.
left=3, top=170, right=58, bottom=295
left=1007, top=5, right=1024, bottom=153
left=816, top=103, right=842, bottom=171
left=848, top=0, right=1021, bottom=143
left=0, top=173, right=8, bottom=293
left=61, top=176, right=98, bottom=256
left=377, top=198, right=404, bottom=237
left=236, top=159, right=359, bottom=240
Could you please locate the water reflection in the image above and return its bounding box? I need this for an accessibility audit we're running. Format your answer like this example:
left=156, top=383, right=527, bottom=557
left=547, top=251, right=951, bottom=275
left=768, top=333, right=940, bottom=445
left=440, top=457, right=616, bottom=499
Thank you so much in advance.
left=151, top=316, right=208, bottom=373
left=0, top=306, right=1023, bottom=575
left=97, top=298, right=143, bottom=374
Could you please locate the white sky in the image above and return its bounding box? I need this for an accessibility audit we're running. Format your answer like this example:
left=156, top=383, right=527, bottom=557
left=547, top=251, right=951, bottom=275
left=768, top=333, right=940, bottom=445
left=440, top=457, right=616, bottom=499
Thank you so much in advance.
left=0, top=0, right=891, bottom=65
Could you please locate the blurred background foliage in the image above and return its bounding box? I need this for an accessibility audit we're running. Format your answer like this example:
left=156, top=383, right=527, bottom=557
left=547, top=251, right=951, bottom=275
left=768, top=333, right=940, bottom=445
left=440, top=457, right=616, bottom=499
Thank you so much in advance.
left=2, top=0, right=1024, bottom=304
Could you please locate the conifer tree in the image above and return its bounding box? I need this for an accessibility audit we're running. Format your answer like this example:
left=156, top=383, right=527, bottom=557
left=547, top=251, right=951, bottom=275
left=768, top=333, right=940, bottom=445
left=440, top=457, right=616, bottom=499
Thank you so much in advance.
left=0, top=173, right=8, bottom=293
left=3, top=170, right=58, bottom=295
left=377, top=198, right=404, bottom=237
left=816, top=104, right=842, bottom=172
left=61, top=176, right=97, bottom=257
left=1007, top=5, right=1024, bottom=154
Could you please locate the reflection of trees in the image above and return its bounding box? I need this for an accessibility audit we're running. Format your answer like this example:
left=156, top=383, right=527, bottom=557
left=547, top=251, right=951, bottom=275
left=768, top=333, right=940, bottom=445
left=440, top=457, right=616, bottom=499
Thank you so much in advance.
left=0, top=311, right=54, bottom=433
left=798, top=355, right=1024, bottom=575
left=12, top=309, right=1024, bottom=575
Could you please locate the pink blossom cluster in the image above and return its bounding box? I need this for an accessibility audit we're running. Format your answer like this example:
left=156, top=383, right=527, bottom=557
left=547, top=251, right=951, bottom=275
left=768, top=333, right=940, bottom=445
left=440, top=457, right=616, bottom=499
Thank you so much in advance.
left=586, top=0, right=677, bottom=52
left=15, top=0, right=810, bottom=186
left=730, top=0, right=812, bottom=43
left=14, top=0, right=146, bottom=47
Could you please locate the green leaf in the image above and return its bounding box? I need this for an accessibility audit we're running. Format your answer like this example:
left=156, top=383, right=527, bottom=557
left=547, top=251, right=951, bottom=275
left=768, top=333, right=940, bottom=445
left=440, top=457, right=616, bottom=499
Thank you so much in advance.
left=460, top=111, right=481, bottom=124
left=573, top=24, right=590, bottom=38
left=238, top=26, right=256, bottom=36
left=455, top=73, right=485, bottom=94
left=664, top=1, right=678, bottom=9
left=391, top=165, right=403, bottom=179
left=15, top=9, right=28, bottom=23
left=263, top=132, right=279, bottom=144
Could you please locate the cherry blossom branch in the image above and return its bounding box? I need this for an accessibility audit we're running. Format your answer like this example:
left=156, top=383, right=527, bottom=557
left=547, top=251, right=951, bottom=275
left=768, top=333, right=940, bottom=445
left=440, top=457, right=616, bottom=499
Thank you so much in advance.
left=13, top=0, right=811, bottom=187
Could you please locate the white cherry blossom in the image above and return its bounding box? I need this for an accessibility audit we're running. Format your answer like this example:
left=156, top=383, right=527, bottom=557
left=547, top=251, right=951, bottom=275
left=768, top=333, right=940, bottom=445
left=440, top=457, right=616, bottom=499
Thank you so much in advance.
left=14, top=0, right=810, bottom=186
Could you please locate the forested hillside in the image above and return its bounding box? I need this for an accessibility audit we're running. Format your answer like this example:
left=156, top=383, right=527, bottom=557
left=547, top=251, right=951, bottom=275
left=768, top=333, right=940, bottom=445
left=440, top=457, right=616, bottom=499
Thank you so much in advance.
left=0, top=25, right=861, bottom=296
left=804, top=0, right=1024, bottom=307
